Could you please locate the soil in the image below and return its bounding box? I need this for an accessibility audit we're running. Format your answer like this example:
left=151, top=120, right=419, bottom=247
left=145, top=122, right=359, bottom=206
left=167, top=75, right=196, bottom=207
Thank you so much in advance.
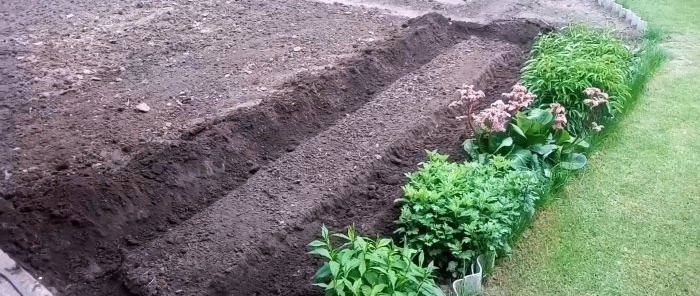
left=0, top=0, right=632, bottom=295
left=312, top=0, right=636, bottom=31
left=121, top=17, right=539, bottom=295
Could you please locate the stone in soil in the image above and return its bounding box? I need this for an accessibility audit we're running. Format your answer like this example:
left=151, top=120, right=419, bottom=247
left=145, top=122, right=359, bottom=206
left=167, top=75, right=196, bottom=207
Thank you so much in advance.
left=135, top=102, right=151, bottom=112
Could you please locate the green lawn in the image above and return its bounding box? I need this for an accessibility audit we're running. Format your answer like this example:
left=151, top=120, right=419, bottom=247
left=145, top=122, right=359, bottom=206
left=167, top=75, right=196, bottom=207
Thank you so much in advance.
left=487, top=1, right=700, bottom=295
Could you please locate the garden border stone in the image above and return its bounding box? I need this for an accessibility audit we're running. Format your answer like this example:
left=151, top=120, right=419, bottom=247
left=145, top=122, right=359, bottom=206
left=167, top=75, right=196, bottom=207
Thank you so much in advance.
left=592, top=0, right=648, bottom=32
left=0, top=249, right=54, bottom=296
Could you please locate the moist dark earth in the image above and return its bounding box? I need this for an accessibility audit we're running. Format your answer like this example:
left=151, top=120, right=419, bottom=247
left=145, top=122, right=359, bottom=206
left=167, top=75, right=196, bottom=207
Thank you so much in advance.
left=0, top=0, right=630, bottom=295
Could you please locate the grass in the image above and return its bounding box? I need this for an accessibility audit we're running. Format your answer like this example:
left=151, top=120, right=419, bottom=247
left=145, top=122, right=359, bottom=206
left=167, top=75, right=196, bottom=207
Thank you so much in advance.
left=486, top=1, right=700, bottom=295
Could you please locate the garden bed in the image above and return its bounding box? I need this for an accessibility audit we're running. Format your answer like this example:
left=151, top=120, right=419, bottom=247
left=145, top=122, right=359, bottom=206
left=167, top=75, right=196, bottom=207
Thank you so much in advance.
left=1, top=14, right=547, bottom=296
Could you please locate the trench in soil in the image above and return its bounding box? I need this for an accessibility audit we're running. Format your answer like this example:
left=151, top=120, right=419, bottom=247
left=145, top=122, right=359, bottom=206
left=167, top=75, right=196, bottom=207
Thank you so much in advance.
left=0, top=13, right=547, bottom=296
left=204, top=51, right=526, bottom=296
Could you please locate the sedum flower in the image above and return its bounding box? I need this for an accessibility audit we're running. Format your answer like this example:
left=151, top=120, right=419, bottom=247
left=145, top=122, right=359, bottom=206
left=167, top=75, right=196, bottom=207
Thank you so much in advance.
left=583, top=87, right=610, bottom=107
left=471, top=100, right=512, bottom=132
left=450, top=84, right=486, bottom=108
left=502, top=84, right=536, bottom=113
left=583, top=87, right=601, bottom=97
left=550, top=103, right=568, bottom=130
left=592, top=122, right=605, bottom=132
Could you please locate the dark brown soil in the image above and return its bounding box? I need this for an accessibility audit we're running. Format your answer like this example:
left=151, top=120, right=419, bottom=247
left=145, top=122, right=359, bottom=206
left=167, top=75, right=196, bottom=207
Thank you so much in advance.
left=1, top=7, right=547, bottom=296
left=204, top=46, right=528, bottom=296
left=119, top=17, right=544, bottom=296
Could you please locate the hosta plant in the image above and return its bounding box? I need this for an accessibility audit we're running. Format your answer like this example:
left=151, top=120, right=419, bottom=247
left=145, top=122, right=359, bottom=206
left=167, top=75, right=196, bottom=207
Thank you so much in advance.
left=396, top=152, right=539, bottom=277
left=309, top=225, right=444, bottom=296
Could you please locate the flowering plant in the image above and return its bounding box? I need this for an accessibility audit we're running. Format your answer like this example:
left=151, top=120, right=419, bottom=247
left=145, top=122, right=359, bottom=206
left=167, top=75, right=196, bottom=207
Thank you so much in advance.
left=452, top=85, right=589, bottom=176
left=582, top=87, right=610, bottom=133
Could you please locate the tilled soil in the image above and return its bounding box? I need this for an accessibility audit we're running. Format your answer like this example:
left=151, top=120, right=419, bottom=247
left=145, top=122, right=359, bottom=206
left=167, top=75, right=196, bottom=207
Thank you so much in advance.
left=1, top=0, right=402, bottom=188
left=122, top=20, right=538, bottom=296
left=1, top=0, right=632, bottom=295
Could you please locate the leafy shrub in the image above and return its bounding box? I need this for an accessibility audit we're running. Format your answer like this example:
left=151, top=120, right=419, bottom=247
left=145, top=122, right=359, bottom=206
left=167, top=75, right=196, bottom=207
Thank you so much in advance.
left=395, top=152, right=540, bottom=277
left=521, top=25, right=633, bottom=134
left=309, top=225, right=444, bottom=296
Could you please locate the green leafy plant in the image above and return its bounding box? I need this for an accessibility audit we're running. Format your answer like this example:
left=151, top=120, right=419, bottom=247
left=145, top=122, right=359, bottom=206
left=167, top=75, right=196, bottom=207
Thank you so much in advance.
left=521, top=25, right=633, bottom=134
left=465, top=105, right=590, bottom=178
left=309, top=225, right=444, bottom=296
left=395, top=152, right=540, bottom=277
left=453, top=84, right=589, bottom=177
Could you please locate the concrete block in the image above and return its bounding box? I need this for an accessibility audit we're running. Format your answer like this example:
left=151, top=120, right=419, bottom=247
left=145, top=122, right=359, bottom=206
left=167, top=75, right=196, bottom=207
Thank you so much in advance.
left=619, top=7, right=629, bottom=18
left=637, top=19, right=648, bottom=32
left=0, top=249, right=53, bottom=296
left=602, top=0, right=613, bottom=9
left=611, top=3, right=622, bottom=13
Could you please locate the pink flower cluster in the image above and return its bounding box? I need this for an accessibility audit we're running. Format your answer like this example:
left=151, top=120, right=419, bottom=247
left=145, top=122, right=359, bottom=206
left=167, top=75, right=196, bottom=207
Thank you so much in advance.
left=583, top=87, right=609, bottom=107
left=467, top=84, right=538, bottom=133
left=452, top=84, right=540, bottom=133
left=502, top=84, right=537, bottom=112
left=550, top=103, right=567, bottom=131
left=471, top=100, right=512, bottom=132
left=449, top=84, right=486, bottom=108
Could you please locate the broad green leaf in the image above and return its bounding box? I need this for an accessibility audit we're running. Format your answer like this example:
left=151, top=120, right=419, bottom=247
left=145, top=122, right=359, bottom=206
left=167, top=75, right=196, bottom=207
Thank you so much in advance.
left=333, top=233, right=352, bottom=241
left=510, top=123, right=526, bottom=139
left=343, top=279, right=353, bottom=292
left=494, top=137, right=514, bottom=154
left=388, top=270, right=397, bottom=288
left=555, top=129, right=572, bottom=144
left=362, top=286, right=372, bottom=296
left=352, top=279, right=362, bottom=294
left=508, top=149, right=533, bottom=171
left=572, top=138, right=590, bottom=149
left=560, top=153, right=587, bottom=170
left=321, top=225, right=329, bottom=239
left=421, top=284, right=446, bottom=296
left=313, top=283, right=329, bottom=289
left=462, top=139, right=479, bottom=159
left=371, top=284, right=387, bottom=296
left=336, top=282, right=346, bottom=296
left=364, top=271, right=379, bottom=285
left=532, top=144, right=558, bottom=158
left=359, top=256, right=367, bottom=276
left=313, top=263, right=331, bottom=282
left=329, top=261, right=341, bottom=277
left=309, top=248, right=332, bottom=260
left=308, top=240, right=326, bottom=248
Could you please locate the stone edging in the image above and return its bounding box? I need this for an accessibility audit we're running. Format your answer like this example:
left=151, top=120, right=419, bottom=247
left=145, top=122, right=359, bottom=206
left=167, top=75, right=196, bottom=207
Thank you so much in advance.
left=0, top=249, right=54, bottom=296
left=596, top=0, right=648, bottom=32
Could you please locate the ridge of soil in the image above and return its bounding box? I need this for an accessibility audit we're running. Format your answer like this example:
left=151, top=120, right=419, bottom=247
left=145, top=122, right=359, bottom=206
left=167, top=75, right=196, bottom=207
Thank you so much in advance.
left=216, top=50, right=525, bottom=296
left=121, top=29, right=534, bottom=296
left=0, top=13, right=547, bottom=295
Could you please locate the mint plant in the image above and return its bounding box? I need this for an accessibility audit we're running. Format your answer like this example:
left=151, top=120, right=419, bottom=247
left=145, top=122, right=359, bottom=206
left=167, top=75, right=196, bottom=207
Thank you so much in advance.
left=396, top=152, right=540, bottom=277
left=309, top=225, right=444, bottom=296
